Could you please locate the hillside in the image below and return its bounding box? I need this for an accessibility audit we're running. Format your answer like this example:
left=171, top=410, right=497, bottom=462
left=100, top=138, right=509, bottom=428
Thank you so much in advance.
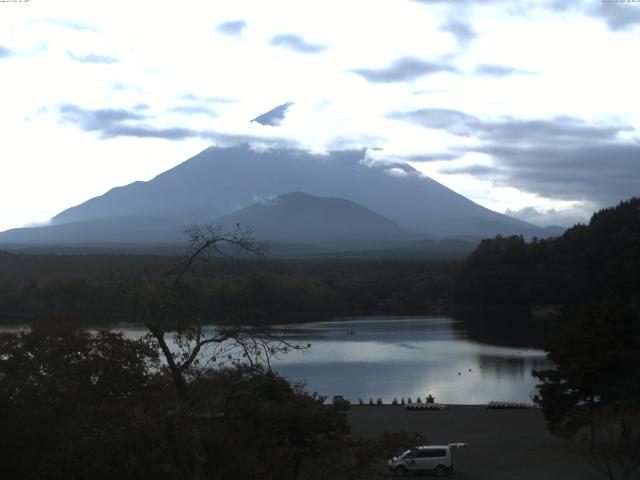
left=215, top=192, right=419, bottom=246
left=454, top=197, right=640, bottom=306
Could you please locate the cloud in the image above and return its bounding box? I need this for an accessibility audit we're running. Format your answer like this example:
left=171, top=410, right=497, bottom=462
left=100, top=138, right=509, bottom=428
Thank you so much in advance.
left=388, top=108, right=478, bottom=135
left=216, top=20, right=247, bottom=36
left=477, top=142, right=640, bottom=205
left=360, top=155, right=421, bottom=176
left=412, top=0, right=500, bottom=3
left=42, top=19, right=98, bottom=32
left=207, top=133, right=299, bottom=149
left=504, top=205, right=591, bottom=228
left=440, top=19, right=477, bottom=47
left=544, top=1, right=640, bottom=31
left=439, top=164, right=500, bottom=178
left=58, top=104, right=298, bottom=145
left=67, top=52, right=119, bottom=64
left=180, top=93, right=235, bottom=103
left=106, top=125, right=204, bottom=140
left=391, top=108, right=632, bottom=144
left=251, top=102, right=294, bottom=126
left=59, top=104, right=206, bottom=140
left=325, top=134, right=385, bottom=150
left=352, top=57, right=458, bottom=83
left=393, top=107, right=640, bottom=207
left=269, top=34, right=327, bottom=54
left=170, top=105, right=218, bottom=116
left=589, top=3, right=640, bottom=31
left=402, top=152, right=460, bottom=162
left=0, top=46, right=13, bottom=59
left=474, top=64, right=533, bottom=76
left=60, top=105, right=144, bottom=129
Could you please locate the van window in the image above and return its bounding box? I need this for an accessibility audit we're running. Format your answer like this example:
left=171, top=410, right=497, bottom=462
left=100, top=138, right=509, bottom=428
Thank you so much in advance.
left=420, top=449, right=447, bottom=458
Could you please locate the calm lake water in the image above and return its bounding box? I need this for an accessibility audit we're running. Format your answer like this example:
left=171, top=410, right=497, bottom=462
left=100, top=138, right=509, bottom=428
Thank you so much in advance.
left=3, top=315, right=549, bottom=404
left=268, top=316, right=549, bottom=404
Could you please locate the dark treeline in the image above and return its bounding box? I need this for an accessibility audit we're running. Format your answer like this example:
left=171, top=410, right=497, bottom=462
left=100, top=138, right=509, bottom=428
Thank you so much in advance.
left=455, top=197, right=640, bottom=307
left=453, top=198, right=640, bottom=474
left=0, top=253, right=456, bottom=325
left=455, top=198, right=640, bottom=476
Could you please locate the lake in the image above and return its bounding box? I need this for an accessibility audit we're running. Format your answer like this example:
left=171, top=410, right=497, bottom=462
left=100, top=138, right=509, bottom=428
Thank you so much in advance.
left=2, top=315, right=549, bottom=405
left=269, top=316, right=549, bottom=405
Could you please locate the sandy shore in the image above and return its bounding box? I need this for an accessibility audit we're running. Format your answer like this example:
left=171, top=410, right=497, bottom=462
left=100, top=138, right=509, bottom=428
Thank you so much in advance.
left=347, top=405, right=604, bottom=479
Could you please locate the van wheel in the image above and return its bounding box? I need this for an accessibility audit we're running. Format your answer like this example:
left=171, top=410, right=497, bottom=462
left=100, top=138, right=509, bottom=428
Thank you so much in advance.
left=435, top=465, right=446, bottom=477
left=395, top=466, right=408, bottom=477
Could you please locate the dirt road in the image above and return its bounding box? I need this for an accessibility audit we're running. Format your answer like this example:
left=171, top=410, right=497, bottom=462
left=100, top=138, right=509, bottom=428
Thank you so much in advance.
left=348, top=405, right=605, bottom=479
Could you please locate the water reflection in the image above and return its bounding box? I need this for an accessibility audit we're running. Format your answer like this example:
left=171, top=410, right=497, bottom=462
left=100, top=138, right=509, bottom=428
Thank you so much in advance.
left=270, top=316, right=550, bottom=404
left=477, top=354, right=550, bottom=380
left=2, top=316, right=551, bottom=404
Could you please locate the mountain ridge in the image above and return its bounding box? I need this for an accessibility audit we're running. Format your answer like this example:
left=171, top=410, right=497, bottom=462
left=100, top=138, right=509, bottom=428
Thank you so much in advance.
left=0, top=144, right=562, bottom=253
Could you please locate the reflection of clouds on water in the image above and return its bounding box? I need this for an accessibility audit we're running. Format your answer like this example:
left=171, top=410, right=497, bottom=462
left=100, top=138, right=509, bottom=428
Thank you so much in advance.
left=477, top=354, right=550, bottom=380
left=397, top=343, right=423, bottom=350
left=269, top=316, right=550, bottom=404
left=27, top=316, right=550, bottom=404
left=280, top=316, right=464, bottom=344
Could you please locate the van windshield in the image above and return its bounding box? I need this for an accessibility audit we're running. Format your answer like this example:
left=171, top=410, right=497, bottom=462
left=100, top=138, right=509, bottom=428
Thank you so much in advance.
left=399, top=450, right=411, bottom=459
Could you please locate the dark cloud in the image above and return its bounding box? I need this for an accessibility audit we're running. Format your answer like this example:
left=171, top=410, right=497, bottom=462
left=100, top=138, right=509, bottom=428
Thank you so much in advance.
left=474, top=64, right=533, bottom=76
left=60, top=105, right=144, bottom=129
left=476, top=143, right=640, bottom=205
left=547, top=0, right=576, bottom=12
left=0, top=45, right=13, bottom=58
left=67, top=52, right=119, bottom=64
left=58, top=104, right=297, bottom=144
left=353, top=57, right=458, bottom=83
left=440, top=19, right=477, bottom=47
left=59, top=104, right=206, bottom=140
left=391, top=108, right=632, bottom=144
left=170, top=105, right=218, bottom=116
left=545, top=1, right=640, bottom=31
left=388, top=108, right=478, bottom=135
left=393, top=106, right=640, bottom=207
left=589, top=3, right=640, bottom=31
left=269, top=34, right=327, bottom=54
left=216, top=20, right=247, bottom=36
left=439, top=164, right=501, bottom=177
left=104, top=125, right=201, bottom=140
left=251, top=102, right=294, bottom=126
left=402, top=152, right=461, bottom=162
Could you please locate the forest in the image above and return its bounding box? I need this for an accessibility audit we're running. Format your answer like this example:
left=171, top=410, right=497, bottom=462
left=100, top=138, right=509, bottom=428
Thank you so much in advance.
left=0, top=253, right=456, bottom=326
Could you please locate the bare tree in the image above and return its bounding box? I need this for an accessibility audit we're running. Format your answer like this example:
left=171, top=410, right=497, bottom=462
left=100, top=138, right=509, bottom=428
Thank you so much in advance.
left=115, top=224, right=305, bottom=400
left=113, top=224, right=307, bottom=479
left=581, top=408, right=640, bottom=480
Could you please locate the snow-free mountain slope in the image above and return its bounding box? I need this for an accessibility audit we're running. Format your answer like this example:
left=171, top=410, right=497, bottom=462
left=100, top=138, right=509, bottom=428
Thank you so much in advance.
left=215, top=191, right=418, bottom=244
left=50, top=144, right=546, bottom=239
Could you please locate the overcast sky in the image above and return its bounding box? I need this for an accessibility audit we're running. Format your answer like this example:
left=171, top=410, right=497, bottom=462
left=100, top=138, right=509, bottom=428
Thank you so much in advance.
left=1, top=0, right=639, bottom=231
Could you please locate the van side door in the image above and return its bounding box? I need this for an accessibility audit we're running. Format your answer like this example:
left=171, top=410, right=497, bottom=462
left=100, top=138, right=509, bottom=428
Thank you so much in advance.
left=413, top=450, right=433, bottom=471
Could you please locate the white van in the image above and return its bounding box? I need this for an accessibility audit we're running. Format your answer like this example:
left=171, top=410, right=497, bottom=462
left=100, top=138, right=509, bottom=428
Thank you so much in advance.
left=387, top=445, right=453, bottom=477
